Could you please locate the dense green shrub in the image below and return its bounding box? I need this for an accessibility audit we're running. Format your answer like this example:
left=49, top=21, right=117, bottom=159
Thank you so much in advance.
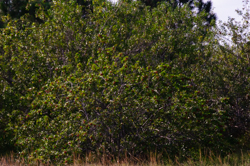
left=1, top=0, right=250, bottom=164
left=0, top=0, right=88, bottom=156
left=15, top=48, right=231, bottom=163
left=209, top=5, right=250, bottom=148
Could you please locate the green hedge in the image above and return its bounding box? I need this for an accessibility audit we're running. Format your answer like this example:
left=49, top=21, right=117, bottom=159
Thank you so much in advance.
left=0, top=0, right=250, bottom=164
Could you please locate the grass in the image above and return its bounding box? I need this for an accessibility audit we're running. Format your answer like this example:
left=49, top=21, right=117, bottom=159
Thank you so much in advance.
left=1, top=150, right=250, bottom=166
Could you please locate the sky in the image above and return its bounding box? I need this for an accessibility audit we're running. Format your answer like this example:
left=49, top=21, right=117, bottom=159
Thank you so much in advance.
left=110, top=0, right=246, bottom=23
left=204, top=0, right=245, bottom=23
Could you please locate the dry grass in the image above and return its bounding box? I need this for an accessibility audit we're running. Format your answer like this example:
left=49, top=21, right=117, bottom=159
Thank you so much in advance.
left=1, top=150, right=250, bottom=166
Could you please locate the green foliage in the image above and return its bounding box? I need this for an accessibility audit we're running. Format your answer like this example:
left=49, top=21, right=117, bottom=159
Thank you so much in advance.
left=0, top=0, right=88, bottom=157
left=209, top=2, right=250, bottom=148
left=1, top=0, right=250, bottom=164
left=135, top=0, right=217, bottom=24
left=15, top=49, right=230, bottom=163
left=0, top=0, right=94, bottom=28
left=0, top=0, right=51, bottom=27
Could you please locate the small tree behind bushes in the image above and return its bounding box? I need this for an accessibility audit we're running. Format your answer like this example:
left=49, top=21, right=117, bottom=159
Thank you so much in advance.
left=1, top=0, right=250, bottom=164
left=213, top=1, right=250, bottom=148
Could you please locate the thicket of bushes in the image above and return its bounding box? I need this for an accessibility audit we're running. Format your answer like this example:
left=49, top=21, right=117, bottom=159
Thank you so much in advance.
left=1, top=0, right=250, bottom=164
